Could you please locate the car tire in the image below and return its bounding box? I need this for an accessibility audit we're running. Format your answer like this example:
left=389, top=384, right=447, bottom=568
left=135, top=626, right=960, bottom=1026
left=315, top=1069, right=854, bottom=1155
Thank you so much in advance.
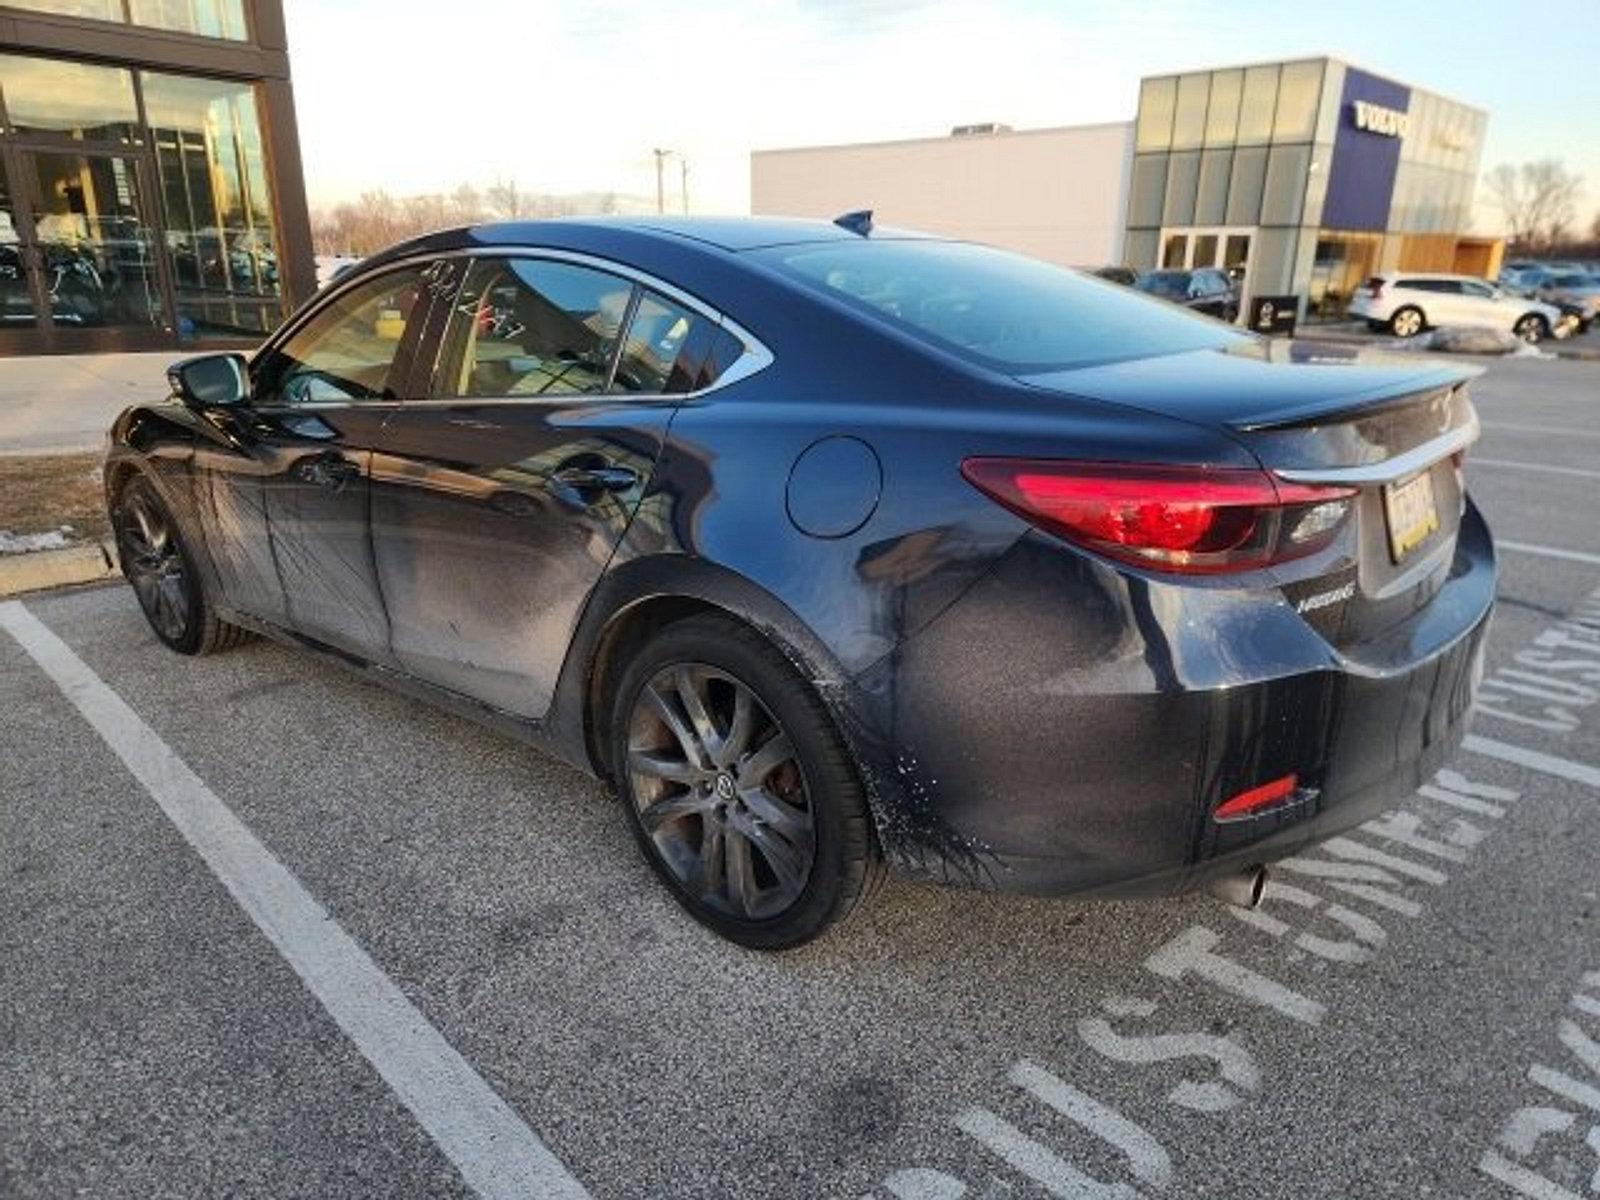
left=1514, top=314, right=1549, bottom=343
left=1388, top=306, right=1425, bottom=338
left=607, top=612, right=884, bottom=949
left=112, top=476, right=250, bottom=656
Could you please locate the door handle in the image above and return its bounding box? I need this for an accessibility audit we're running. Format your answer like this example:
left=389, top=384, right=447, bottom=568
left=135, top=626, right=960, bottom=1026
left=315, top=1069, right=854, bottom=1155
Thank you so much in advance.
left=552, top=465, right=639, bottom=493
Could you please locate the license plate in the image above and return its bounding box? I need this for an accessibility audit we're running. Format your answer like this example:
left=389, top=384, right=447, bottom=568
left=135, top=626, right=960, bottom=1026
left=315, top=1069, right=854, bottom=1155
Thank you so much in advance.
left=1383, top=470, right=1440, bottom=562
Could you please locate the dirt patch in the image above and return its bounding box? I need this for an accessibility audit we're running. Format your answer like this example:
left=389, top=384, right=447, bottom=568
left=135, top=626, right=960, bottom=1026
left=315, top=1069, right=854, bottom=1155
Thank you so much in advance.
left=0, top=453, right=110, bottom=549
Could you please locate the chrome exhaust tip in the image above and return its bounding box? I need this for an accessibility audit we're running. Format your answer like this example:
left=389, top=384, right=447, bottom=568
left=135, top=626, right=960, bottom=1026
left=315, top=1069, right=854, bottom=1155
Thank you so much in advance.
left=1208, top=864, right=1269, bottom=909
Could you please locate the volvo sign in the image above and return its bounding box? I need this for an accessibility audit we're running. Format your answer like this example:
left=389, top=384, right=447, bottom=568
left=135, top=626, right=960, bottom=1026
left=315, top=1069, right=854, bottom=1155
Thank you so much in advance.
left=1352, top=99, right=1409, bottom=139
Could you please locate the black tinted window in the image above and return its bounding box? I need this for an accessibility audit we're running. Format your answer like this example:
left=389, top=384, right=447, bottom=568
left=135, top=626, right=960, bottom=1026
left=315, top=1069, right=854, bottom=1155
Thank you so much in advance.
left=435, top=257, right=631, bottom=397
left=1400, top=279, right=1460, bottom=294
left=761, top=241, right=1242, bottom=371
left=255, top=266, right=428, bottom=404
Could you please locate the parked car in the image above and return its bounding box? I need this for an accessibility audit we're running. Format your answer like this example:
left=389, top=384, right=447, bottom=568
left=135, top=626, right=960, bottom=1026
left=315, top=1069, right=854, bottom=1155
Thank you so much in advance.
left=1349, top=272, right=1564, bottom=341
left=1090, top=265, right=1137, bottom=287
left=1134, top=267, right=1239, bottom=321
left=1535, top=272, right=1600, bottom=330
left=104, top=217, right=1494, bottom=948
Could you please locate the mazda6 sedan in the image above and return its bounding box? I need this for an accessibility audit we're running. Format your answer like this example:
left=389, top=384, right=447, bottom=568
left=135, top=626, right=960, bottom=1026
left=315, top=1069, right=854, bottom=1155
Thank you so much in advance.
left=104, top=216, right=1494, bottom=948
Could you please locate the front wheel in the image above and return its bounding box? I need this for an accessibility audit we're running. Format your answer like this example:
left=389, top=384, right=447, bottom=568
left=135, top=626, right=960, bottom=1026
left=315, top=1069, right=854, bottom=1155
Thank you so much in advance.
left=112, top=477, right=249, bottom=656
left=1389, top=306, right=1425, bottom=338
left=608, top=613, right=882, bottom=949
left=1514, top=313, right=1549, bottom=343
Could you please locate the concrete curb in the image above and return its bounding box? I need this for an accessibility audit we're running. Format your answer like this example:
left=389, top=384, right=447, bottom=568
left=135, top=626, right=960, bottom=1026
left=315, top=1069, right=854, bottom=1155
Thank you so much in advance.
left=0, top=541, right=120, bottom=597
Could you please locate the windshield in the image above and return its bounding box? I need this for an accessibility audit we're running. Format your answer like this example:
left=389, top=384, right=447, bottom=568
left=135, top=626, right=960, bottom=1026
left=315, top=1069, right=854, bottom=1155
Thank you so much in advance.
left=756, top=240, right=1245, bottom=372
left=1551, top=274, right=1593, bottom=287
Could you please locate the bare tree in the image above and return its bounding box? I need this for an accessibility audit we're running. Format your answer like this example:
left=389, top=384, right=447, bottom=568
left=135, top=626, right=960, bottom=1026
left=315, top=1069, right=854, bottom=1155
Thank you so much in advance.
left=1486, top=159, right=1584, bottom=250
left=486, top=177, right=526, bottom=219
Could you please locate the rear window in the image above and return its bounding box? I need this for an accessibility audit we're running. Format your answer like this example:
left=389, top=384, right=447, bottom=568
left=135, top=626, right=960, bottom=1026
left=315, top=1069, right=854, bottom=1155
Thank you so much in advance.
left=1135, top=270, right=1191, bottom=298
left=756, top=240, right=1245, bottom=372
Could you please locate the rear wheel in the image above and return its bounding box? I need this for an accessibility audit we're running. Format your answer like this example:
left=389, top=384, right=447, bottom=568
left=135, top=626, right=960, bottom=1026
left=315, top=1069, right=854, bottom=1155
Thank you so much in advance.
left=1389, top=306, right=1425, bottom=338
left=608, top=613, right=882, bottom=949
left=112, top=477, right=249, bottom=656
left=1514, top=313, right=1549, bottom=343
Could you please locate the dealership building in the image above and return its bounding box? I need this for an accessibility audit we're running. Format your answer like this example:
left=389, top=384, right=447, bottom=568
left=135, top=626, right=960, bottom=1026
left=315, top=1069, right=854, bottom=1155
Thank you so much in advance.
left=752, top=57, right=1499, bottom=324
left=0, top=0, right=314, bottom=355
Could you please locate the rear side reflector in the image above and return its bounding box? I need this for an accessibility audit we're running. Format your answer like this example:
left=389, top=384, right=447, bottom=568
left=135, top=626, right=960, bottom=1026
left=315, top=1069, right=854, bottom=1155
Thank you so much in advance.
left=960, top=459, right=1356, bottom=574
left=1214, top=774, right=1299, bottom=821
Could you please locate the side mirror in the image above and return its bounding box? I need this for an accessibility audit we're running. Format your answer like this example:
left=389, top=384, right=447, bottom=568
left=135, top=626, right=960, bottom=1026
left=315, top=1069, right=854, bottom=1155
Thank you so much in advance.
left=169, top=353, right=249, bottom=410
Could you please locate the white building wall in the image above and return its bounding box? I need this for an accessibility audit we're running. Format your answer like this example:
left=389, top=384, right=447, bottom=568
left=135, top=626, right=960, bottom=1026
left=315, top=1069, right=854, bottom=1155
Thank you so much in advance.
left=751, top=122, right=1134, bottom=269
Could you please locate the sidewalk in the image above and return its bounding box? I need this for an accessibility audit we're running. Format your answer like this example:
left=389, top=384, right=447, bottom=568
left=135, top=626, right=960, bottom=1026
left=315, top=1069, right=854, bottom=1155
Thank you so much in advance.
left=0, top=351, right=176, bottom=455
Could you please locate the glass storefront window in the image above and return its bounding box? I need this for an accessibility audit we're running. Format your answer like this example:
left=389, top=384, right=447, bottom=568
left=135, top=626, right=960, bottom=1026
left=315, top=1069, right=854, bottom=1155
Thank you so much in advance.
left=1, top=0, right=247, bottom=38
left=1195, top=149, right=1232, bottom=226
left=0, top=54, right=140, bottom=143
left=1127, top=154, right=1168, bottom=228
left=0, top=0, right=121, bottom=18
left=1272, top=61, right=1323, bottom=143
left=1162, top=150, right=1200, bottom=227
left=1135, top=77, right=1177, bottom=153
left=1171, top=74, right=1209, bottom=152
left=130, top=0, right=248, bottom=40
left=1204, top=70, right=1242, bottom=147
left=1261, top=144, right=1310, bottom=225
left=1237, top=65, right=1279, bottom=146
left=141, top=71, right=280, bottom=339
left=1225, top=146, right=1268, bottom=226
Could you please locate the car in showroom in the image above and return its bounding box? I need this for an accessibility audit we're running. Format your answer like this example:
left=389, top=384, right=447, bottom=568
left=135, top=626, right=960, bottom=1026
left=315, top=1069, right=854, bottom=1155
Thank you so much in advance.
left=1349, top=272, right=1565, bottom=341
left=1133, top=266, right=1240, bottom=322
left=103, top=216, right=1494, bottom=948
left=1534, top=271, right=1600, bottom=331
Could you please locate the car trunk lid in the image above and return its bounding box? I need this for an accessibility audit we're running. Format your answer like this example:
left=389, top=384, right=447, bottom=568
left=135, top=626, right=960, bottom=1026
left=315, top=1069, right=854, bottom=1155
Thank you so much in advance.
left=1019, top=341, right=1482, bottom=649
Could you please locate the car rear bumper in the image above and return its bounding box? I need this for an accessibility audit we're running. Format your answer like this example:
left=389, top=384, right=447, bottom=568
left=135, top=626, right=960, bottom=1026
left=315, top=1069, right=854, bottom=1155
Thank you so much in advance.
left=853, top=504, right=1495, bottom=897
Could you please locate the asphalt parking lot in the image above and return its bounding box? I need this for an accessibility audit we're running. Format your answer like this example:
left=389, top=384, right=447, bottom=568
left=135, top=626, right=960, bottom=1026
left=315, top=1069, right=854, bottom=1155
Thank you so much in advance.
left=4, top=355, right=1600, bottom=1199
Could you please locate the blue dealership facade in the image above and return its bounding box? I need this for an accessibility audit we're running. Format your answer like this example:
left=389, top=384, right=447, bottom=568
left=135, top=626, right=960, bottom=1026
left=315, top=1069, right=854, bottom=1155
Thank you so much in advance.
left=1125, top=57, right=1496, bottom=322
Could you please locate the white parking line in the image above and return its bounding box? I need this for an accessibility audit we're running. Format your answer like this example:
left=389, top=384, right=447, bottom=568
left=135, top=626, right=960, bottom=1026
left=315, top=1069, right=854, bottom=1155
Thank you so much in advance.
left=1496, top=541, right=1600, bottom=568
left=1473, top=458, right=1600, bottom=481
left=1464, top=733, right=1600, bottom=790
left=0, top=600, right=590, bottom=1200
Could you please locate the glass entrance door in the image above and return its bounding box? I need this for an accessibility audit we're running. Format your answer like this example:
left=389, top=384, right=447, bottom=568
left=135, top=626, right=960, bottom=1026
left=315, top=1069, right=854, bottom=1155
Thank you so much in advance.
left=1159, top=226, right=1254, bottom=320
left=0, top=146, right=173, bottom=353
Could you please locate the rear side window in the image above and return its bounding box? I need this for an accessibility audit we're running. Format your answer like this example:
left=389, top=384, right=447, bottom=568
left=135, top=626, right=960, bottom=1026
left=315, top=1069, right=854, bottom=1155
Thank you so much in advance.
left=611, top=289, right=731, bottom=394
left=762, top=241, right=1243, bottom=372
left=1399, top=279, right=1459, bottom=294
left=435, top=257, right=632, bottom=397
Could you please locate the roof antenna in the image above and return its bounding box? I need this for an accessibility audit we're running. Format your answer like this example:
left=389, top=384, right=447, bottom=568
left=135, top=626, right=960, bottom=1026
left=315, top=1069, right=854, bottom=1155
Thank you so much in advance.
left=833, top=209, right=873, bottom=236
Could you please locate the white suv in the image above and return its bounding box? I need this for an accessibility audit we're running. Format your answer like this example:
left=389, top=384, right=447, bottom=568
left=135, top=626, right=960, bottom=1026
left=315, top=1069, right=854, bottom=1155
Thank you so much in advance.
left=1348, top=272, right=1564, bottom=342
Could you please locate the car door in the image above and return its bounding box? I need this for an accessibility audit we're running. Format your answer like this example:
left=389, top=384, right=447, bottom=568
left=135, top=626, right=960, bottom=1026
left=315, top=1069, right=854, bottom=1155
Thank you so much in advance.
left=367, top=252, right=742, bottom=718
left=1457, top=278, right=1501, bottom=323
left=240, top=262, right=435, bottom=661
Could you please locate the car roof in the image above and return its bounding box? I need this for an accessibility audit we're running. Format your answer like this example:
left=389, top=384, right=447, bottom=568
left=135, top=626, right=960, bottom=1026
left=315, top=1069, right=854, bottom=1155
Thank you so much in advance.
left=391, top=215, right=929, bottom=257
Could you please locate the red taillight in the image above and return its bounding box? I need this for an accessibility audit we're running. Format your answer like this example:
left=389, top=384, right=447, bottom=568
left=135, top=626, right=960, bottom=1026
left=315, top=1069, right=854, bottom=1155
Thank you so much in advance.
left=1366, top=278, right=1385, bottom=298
left=960, top=459, right=1355, bottom=575
left=1214, top=773, right=1299, bottom=821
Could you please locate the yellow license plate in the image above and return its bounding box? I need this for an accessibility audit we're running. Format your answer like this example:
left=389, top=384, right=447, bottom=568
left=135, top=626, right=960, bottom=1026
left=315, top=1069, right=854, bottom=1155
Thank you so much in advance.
left=1383, top=470, right=1440, bottom=562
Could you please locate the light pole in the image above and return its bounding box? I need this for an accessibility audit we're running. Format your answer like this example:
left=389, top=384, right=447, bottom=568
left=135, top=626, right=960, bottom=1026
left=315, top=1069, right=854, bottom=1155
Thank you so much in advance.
left=652, top=148, right=672, bottom=214
left=652, top=148, right=690, bottom=214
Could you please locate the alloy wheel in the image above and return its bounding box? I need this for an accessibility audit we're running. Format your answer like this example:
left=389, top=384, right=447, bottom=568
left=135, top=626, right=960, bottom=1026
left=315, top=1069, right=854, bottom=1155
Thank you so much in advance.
left=1515, top=315, right=1545, bottom=343
left=626, top=663, right=816, bottom=920
left=1392, top=309, right=1423, bottom=338
left=116, top=492, right=191, bottom=643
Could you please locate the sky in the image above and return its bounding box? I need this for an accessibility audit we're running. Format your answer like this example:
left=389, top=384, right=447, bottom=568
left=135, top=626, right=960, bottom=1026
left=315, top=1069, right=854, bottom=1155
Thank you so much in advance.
left=284, top=0, right=1600, bottom=230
